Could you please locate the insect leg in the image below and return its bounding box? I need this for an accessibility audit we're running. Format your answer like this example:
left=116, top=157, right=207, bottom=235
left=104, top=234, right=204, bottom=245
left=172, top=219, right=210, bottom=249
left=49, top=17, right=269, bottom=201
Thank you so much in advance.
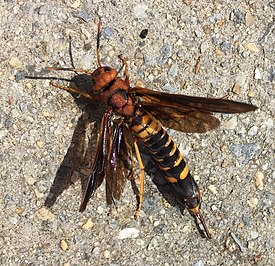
left=49, top=81, right=99, bottom=100
left=133, top=141, right=145, bottom=219
left=118, top=54, right=130, bottom=86
left=127, top=146, right=135, bottom=180
left=96, top=19, right=102, bottom=67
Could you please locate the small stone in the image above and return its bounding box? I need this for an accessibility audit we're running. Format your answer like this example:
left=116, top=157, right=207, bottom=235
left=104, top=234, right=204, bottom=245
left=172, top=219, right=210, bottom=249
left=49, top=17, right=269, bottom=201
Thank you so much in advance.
left=247, top=197, right=258, bottom=208
left=15, top=207, right=25, bottom=215
left=223, top=116, right=238, bottom=130
left=264, top=118, right=273, bottom=130
left=136, top=239, right=145, bottom=246
left=91, top=246, right=100, bottom=255
left=63, top=263, right=70, bottom=266
left=97, top=206, right=105, bottom=214
left=133, top=4, right=148, bottom=19
left=245, top=12, right=254, bottom=26
left=25, top=175, right=37, bottom=185
left=250, top=230, right=259, bottom=239
left=230, top=9, right=245, bottom=24
left=147, top=238, right=158, bottom=250
left=214, top=49, right=224, bottom=56
left=156, top=44, right=172, bottom=65
left=230, top=232, right=247, bottom=253
left=221, top=160, right=228, bottom=168
left=9, top=57, right=23, bottom=69
left=70, top=0, right=81, bottom=8
left=36, top=140, right=45, bottom=148
left=0, top=129, right=8, bottom=140
left=168, top=64, right=178, bottom=77
left=183, top=0, right=193, bottom=5
left=220, top=144, right=228, bottom=153
left=248, top=89, right=256, bottom=97
left=255, top=171, right=264, bottom=190
left=103, top=250, right=110, bottom=258
left=116, top=228, right=140, bottom=240
left=82, top=218, right=94, bottom=230
left=192, top=260, right=204, bottom=266
left=9, top=216, right=18, bottom=225
left=254, top=68, right=261, bottom=79
left=246, top=43, right=260, bottom=53
left=232, top=82, right=240, bottom=95
left=248, top=126, right=258, bottom=136
left=242, top=214, right=252, bottom=226
left=36, top=207, right=54, bottom=220
left=60, top=239, right=69, bottom=251
left=208, top=185, right=218, bottom=194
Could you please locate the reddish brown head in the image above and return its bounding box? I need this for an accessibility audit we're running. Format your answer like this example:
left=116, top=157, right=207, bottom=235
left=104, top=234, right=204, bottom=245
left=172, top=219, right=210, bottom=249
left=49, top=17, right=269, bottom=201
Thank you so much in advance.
left=90, top=66, right=117, bottom=93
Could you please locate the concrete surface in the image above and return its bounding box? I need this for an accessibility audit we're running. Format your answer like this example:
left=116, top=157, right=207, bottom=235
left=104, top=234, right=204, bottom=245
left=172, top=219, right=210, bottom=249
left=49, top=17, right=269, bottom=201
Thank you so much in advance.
left=0, top=1, right=274, bottom=265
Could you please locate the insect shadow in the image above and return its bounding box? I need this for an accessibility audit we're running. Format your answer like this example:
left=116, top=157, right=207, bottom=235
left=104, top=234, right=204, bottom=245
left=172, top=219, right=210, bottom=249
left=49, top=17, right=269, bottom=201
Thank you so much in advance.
left=44, top=74, right=105, bottom=208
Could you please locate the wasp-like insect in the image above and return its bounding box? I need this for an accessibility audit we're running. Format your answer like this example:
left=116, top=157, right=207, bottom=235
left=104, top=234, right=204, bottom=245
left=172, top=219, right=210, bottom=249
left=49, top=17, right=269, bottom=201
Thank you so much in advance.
left=25, top=21, right=257, bottom=239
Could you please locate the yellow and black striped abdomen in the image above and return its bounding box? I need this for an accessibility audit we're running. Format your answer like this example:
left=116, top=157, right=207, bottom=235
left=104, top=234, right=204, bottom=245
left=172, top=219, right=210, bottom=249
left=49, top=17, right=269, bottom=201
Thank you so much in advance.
left=131, top=111, right=190, bottom=185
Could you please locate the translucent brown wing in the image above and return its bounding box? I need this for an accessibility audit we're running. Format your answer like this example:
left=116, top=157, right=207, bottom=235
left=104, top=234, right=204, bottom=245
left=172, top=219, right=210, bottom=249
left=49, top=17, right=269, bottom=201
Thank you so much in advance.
left=79, top=110, right=111, bottom=212
left=141, top=102, right=220, bottom=133
left=105, top=124, right=133, bottom=204
left=131, top=86, right=257, bottom=133
left=131, top=86, right=257, bottom=113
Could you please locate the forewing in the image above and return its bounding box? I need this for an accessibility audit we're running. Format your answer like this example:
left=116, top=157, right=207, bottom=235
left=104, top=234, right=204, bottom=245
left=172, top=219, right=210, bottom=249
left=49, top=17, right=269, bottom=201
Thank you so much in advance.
left=131, top=86, right=257, bottom=133
left=105, top=123, right=133, bottom=204
left=79, top=110, right=111, bottom=212
left=131, top=86, right=257, bottom=114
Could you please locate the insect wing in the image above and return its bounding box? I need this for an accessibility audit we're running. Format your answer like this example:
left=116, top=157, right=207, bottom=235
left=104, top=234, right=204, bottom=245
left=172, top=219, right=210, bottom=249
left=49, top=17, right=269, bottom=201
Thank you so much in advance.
left=79, top=110, right=110, bottom=212
left=132, top=86, right=257, bottom=133
left=132, top=86, right=257, bottom=114
left=141, top=103, right=220, bottom=133
left=105, top=124, right=133, bottom=204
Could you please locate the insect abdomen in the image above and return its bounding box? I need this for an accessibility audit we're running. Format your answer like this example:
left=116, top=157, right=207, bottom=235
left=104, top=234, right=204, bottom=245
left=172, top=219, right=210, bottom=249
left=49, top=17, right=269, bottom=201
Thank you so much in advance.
left=131, top=112, right=190, bottom=184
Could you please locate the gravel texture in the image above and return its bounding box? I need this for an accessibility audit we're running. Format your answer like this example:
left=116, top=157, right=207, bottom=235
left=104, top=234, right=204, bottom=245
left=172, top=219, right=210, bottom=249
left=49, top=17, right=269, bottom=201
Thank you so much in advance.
left=1, top=1, right=274, bottom=266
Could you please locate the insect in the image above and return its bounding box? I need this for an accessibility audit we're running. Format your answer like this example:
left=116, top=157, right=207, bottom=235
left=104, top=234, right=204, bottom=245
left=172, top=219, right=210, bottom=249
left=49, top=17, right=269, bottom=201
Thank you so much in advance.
left=25, top=21, right=257, bottom=239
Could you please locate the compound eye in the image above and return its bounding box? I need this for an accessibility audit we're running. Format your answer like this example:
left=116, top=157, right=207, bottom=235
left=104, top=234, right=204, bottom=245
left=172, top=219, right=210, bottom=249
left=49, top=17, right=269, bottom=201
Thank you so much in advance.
left=104, top=66, right=112, bottom=72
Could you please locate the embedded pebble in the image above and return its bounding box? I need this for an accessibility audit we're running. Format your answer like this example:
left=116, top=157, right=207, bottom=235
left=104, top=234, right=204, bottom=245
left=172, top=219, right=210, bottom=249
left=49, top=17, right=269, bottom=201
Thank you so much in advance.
left=232, top=82, right=240, bottom=95
left=255, top=171, right=264, bottom=190
left=246, top=43, right=260, bottom=53
left=223, top=117, right=238, bottom=130
left=230, top=232, right=247, bottom=253
left=133, top=4, right=148, bottom=19
left=245, top=12, right=255, bottom=26
left=60, top=240, right=69, bottom=251
left=192, top=260, right=204, bottom=266
left=116, top=228, right=140, bottom=240
left=247, top=197, right=259, bottom=208
left=36, top=207, right=54, bottom=220
left=248, top=126, right=258, bottom=136
left=103, top=250, right=110, bottom=258
left=230, top=9, right=245, bottom=24
left=229, top=143, right=260, bottom=163
left=82, top=218, right=94, bottom=230
left=168, top=64, right=178, bottom=77
left=70, top=0, right=81, bottom=8
left=0, top=129, right=8, bottom=140
left=156, top=44, right=172, bottom=65
left=208, top=185, right=218, bottom=194
left=147, top=238, right=158, bottom=250
left=250, top=230, right=259, bottom=239
left=9, top=57, right=23, bottom=69
left=254, top=68, right=262, bottom=79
